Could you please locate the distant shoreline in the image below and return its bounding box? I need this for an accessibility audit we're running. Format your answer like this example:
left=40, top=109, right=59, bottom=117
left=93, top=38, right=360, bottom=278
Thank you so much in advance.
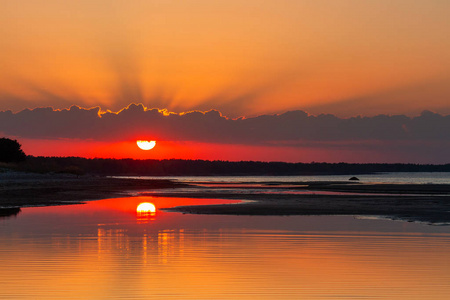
left=5, top=156, right=450, bottom=177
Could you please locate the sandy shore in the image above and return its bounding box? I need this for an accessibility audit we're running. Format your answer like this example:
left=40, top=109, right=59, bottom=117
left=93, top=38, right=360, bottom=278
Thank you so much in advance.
left=0, top=172, right=186, bottom=208
left=2, top=172, right=450, bottom=224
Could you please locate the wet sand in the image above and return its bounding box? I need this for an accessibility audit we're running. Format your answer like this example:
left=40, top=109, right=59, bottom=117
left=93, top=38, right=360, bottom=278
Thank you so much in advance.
left=152, top=181, right=450, bottom=225
left=2, top=172, right=450, bottom=224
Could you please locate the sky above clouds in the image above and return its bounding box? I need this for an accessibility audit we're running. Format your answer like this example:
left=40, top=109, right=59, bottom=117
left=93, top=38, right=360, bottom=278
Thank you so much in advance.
left=0, top=1, right=449, bottom=162
left=1, top=0, right=450, bottom=117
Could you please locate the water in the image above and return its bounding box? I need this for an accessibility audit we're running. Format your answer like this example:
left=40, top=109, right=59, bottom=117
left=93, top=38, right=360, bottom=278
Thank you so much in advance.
left=113, top=172, right=450, bottom=184
left=2, top=196, right=450, bottom=299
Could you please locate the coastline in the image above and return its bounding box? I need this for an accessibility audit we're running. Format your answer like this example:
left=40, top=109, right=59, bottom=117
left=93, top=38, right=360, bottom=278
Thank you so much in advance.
left=2, top=172, right=450, bottom=225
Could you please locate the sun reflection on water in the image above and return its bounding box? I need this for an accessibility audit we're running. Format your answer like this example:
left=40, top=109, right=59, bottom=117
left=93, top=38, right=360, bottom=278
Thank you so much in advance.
left=136, top=202, right=156, bottom=223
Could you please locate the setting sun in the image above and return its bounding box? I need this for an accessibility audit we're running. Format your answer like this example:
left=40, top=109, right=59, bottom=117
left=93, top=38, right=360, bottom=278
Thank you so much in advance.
left=137, top=140, right=156, bottom=150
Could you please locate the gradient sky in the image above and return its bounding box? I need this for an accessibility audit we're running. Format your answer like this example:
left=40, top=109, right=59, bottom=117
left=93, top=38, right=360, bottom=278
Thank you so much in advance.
left=1, top=1, right=449, bottom=162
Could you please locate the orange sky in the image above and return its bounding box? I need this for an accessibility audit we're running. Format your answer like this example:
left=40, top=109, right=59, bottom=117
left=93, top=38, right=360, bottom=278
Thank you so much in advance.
left=1, top=1, right=450, bottom=162
left=1, top=0, right=450, bottom=118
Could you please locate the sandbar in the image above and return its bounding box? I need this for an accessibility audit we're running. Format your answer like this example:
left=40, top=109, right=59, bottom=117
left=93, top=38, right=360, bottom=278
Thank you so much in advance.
left=152, top=181, right=450, bottom=225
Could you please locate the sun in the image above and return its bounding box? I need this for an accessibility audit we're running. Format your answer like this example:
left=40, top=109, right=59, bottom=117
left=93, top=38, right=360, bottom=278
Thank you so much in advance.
left=137, top=140, right=156, bottom=150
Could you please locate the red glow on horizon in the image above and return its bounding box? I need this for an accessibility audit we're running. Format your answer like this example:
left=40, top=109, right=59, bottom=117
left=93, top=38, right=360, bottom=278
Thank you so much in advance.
left=16, top=138, right=411, bottom=163
left=13, top=125, right=449, bottom=164
left=18, top=138, right=324, bottom=161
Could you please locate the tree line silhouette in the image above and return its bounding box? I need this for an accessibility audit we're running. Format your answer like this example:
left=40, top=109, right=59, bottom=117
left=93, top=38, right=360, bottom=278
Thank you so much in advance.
left=17, top=156, right=450, bottom=176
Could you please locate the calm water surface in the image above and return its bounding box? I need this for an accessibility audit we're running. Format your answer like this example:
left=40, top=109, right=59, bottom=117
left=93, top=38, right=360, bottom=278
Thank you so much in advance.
left=1, top=196, right=450, bottom=299
left=115, top=172, right=450, bottom=184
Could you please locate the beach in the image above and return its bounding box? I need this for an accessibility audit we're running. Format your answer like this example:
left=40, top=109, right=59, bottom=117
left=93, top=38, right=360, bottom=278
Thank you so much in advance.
left=2, top=172, right=450, bottom=224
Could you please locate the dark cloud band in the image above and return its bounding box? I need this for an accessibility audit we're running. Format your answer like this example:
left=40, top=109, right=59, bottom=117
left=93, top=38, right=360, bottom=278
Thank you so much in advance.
left=1, top=103, right=449, bottom=144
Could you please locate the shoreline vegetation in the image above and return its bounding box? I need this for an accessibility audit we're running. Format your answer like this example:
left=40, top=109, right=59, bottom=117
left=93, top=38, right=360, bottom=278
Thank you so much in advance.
left=4, top=156, right=450, bottom=176
left=2, top=156, right=450, bottom=224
